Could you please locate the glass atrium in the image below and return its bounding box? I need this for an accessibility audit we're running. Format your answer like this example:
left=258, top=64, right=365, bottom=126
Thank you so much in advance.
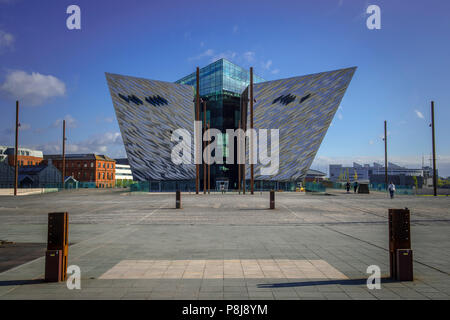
left=175, top=59, right=264, bottom=189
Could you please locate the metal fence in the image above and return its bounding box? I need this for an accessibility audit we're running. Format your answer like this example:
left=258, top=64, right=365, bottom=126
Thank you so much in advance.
left=0, top=179, right=419, bottom=195
left=305, top=182, right=415, bottom=195
left=129, top=181, right=196, bottom=193
left=127, top=180, right=300, bottom=193
left=305, top=182, right=327, bottom=193
left=368, top=183, right=414, bottom=195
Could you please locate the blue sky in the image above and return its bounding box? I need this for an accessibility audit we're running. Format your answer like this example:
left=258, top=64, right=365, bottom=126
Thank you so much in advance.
left=0, top=0, right=449, bottom=176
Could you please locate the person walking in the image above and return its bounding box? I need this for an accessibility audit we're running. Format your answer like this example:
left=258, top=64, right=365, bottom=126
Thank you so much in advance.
left=353, top=181, right=359, bottom=194
left=346, top=182, right=350, bottom=193
left=388, top=182, right=396, bottom=199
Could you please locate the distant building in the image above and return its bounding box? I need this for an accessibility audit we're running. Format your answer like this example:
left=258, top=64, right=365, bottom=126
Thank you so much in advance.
left=44, top=154, right=116, bottom=188
left=370, top=162, right=424, bottom=177
left=422, top=166, right=439, bottom=188
left=64, top=176, right=79, bottom=189
left=0, top=146, right=45, bottom=187
left=0, top=146, right=7, bottom=162
left=0, top=161, right=14, bottom=187
left=305, top=169, right=326, bottom=182
left=115, top=158, right=133, bottom=181
left=329, top=162, right=426, bottom=187
left=0, top=146, right=43, bottom=166
left=17, top=163, right=61, bottom=188
left=329, top=163, right=370, bottom=182
left=370, top=174, right=424, bottom=188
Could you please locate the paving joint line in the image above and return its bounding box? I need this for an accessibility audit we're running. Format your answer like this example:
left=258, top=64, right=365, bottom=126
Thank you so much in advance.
left=322, top=225, right=450, bottom=277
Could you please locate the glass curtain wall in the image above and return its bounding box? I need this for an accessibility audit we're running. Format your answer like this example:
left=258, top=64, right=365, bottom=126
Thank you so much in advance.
left=175, top=59, right=264, bottom=190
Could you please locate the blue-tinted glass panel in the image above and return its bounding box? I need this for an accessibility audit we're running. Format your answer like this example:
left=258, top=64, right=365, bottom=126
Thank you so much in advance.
left=175, top=59, right=264, bottom=97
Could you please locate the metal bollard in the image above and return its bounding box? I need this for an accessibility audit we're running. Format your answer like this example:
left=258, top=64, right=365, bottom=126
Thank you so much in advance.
left=45, top=212, right=69, bottom=282
left=176, top=190, right=181, bottom=209
left=270, top=190, right=275, bottom=209
left=388, top=208, right=412, bottom=281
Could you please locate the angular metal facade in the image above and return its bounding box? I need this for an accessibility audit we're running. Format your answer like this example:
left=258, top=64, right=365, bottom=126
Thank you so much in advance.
left=106, top=65, right=356, bottom=184
left=105, top=73, right=195, bottom=181
left=245, top=67, right=356, bottom=181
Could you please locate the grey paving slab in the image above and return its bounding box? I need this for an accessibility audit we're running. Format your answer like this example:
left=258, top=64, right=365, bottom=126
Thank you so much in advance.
left=0, top=189, right=449, bottom=300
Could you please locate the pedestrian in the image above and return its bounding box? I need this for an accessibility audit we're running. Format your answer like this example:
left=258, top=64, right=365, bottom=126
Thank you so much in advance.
left=346, top=182, right=350, bottom=193
left=388, top=181, right=396, bottom=199
left=353, top=181, right=359, bottom=194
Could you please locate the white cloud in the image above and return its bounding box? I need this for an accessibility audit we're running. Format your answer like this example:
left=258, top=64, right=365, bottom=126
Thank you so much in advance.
left=1, top=123, right=30, bottom=136
left=188, top=49, right=214, bottom=61
left=52, top=114, right=77, bottom=129
left=260, top=58, right=280, bottom=75
left=262, top=60, right=272, bottom=70
left=190, top=49, right=239, bottom=62
left=0, top=30, right=14, bottom=52
left=188, top=49, right=279, bottom=76
left=35, top=131, right=123, bottom=155
left=96, top=116, right=115, bottom=124
left=20, top=123, right=31, bottom=131
left=271, top=69, right=280, bottom=75
left=211, top=50, right=237, bottom=62
left=243, top=51, right=256, bottom=63
left=0, top=70, right=66, bottom=106
left=379, top=131, right=391, bottom=140
left=414, top=110, right=424, bottom=119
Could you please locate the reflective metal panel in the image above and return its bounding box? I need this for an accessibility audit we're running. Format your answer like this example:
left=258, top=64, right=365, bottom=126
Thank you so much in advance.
left=246, top=67, right=356, bottom=181
left=106, top=73, right=195, bottom=181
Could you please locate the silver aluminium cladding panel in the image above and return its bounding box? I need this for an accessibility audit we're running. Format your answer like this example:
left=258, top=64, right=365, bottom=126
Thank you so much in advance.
left=246, top=67, right=356, bottom=181
left=106, top=73, right=195, bottom=181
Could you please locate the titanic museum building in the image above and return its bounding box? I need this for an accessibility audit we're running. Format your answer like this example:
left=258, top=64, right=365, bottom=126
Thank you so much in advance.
left=106, top=59, right=356, bottom=191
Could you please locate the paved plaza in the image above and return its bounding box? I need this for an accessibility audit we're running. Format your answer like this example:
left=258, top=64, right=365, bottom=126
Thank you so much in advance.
left=0, top=189, right=449, bottom=300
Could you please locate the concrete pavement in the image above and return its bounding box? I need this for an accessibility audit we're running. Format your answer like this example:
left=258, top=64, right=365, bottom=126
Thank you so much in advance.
left=0, top=189, right=449, bottom=300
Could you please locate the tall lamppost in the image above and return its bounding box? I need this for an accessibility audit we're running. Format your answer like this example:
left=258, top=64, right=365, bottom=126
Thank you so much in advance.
left=14, top=101, right=20, bottom=196
left=203, top=99, right=207, bottom=194
left=195, top=67, right=200, bottom=194
left=430, top=101, right=437, bottom=196
left=250, top=67, right=254, bottom=195
left=383, top=120, right=388, bottom=190
left=62, top=120, right=66, bottom=188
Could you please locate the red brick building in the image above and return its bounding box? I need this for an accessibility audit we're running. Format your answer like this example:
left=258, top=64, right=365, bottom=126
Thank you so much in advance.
left=1, top=147, right=44, bottom=167
left=44, top=154, right=116, bottom=188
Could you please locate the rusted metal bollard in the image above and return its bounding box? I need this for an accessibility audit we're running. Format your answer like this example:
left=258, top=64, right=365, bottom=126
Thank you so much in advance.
left=176, top=190, right=181, bottom=209
left=388, top=208, right=413, bottom=281
left=270, top=190, right=275, bottom=209
left=45, top=212, right=69, bottom=282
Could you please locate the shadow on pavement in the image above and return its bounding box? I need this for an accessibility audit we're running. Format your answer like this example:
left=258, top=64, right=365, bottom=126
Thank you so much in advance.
left=257, top=277, right=395, bottom=288
left=0, top=279, right=45, bottom=287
